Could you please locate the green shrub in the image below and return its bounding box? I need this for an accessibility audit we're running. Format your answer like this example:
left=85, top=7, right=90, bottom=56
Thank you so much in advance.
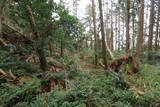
left=0, top=79, right=41, bottom=106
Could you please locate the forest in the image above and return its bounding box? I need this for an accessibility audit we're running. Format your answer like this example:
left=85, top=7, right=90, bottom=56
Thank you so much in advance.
left=0, top=0, right=160, bottom=107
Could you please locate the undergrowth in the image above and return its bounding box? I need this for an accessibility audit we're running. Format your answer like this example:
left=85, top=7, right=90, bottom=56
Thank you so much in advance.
left=1, top=47, right=160, bottom=107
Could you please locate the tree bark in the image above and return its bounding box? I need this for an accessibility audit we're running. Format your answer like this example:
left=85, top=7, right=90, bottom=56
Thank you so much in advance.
left=118, top=0, right=121, bottom=50
left=136, top=0, right=144, bottom=58
left=115, top=9, right=118, bottom=50
left=125, top=0, right=130, bottom=54
left=148, top=0, right=155, bottom=51
left=91, top=0, right=98, bottom=65
left=98, top=0, right=108, bottom=69
left=155, top=0, right=160, bottom=51
left=36, top=38, right=47, bottom=71
left=110, top=0, right=114, bottom=51
left=132, top=1, right=135, bottom=49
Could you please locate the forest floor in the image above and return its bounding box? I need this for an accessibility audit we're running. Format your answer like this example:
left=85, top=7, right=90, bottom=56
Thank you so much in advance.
left=76, top=59, right=160, bottom=97
left=75, top=59, right=160, bottom=106
left=1, top=51, right=160, bottom=106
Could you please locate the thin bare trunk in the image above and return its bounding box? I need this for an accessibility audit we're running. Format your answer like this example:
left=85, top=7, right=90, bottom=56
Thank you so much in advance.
left=122, top=18, right=125, bottom=49
left=98, top=0, right=108, bottom=69
left=132, top=2, right=135, bottom=49
left=118, top=1, right=121, bottom=50
left=132, top=17, right=135, bottom=49
left=115, top=9, right=118, bottom=50
left=155, top=0, right=160, bottom=51
left=148, top=0, right=155, bottom=51
left=92, top=0, right=98, bottom=65
left=110, top=0, right=114, bottom=51
left=125, top=0, right=130, bottom=53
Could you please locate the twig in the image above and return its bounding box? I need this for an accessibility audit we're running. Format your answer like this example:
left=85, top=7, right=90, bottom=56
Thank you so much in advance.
left=8, top=70, right=16, bottom=80
left=0, top=69, right=7, bottom=76
left=0, top=37, right=7, bottom=46
left=0, top=69, right=17, bottom=80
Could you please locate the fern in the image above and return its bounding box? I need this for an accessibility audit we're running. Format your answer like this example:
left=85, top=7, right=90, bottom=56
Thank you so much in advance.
left=0, top=79, right=41, bottom=106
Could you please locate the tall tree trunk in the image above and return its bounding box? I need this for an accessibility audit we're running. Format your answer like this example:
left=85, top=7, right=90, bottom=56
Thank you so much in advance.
left=148, top=0, right=155, bottom=51
left=122, top=0, right=125, bottom=50
left=98, top=0, right=108, bottom=69
left=155, top=0, right=160, bottom=51
left=132, top=16, right=135, bottom=49
left=136, top=0, right=144, bottom=58
left=118, top=0, right=121, bottom=50
left=122, top=17, right=125, bottom=49
left=26, top=5, right=47, bottom=71
left=132, top=1, right=135, bottom=49
left=60, top=0, right=64, bottom=57
left=115, top=8, right=118, bottom=50
left=91, top=0, right=98, bottom=65
left=106, top=29, right=110, bottom=49
left=37, top=38, right=47, bottom=71
left=125, top=0, right=130, bottom=53
left=105, top=1, right=109, bottom=28
left=145, top=2, right=149, bottom=35
left=110, top=0, right=114, bottom=51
